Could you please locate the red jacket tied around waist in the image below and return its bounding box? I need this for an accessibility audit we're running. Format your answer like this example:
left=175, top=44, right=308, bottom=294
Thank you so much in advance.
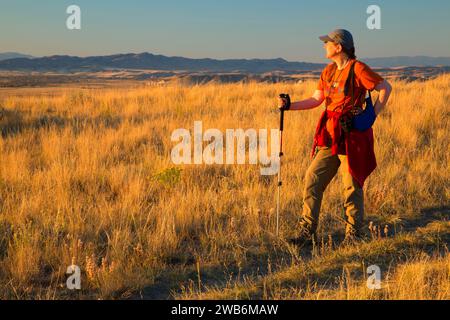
left=311, top=109, right=377, bottom=188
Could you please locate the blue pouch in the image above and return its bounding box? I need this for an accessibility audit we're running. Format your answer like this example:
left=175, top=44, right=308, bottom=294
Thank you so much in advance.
left=344, top=61, right=377, bottom=132
left=352, top=91, right=377, bottom=131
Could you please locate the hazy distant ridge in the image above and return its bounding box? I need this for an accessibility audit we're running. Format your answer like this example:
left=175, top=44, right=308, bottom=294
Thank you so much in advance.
left=362, top=56, right=450, bottom=67
left=0, top=53, right=449, bottom=72
left=0, top=52, right=34, bottom=61
left=0, top=53, right=323, bottom=73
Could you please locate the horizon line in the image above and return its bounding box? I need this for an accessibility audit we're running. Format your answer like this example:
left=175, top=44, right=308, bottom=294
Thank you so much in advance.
left=2, top=51, right=450, bottom=64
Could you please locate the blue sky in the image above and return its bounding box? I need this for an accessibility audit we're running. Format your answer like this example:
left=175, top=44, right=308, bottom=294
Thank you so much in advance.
left=1, top=0, right=449, bottom=62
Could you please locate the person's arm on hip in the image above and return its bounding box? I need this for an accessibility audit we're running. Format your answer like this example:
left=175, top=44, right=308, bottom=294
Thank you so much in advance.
left=373, top=80, right=392, bottom=116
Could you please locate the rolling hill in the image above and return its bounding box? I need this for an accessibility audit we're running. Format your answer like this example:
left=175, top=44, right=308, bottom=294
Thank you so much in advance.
left=0, top=53, right=324, bottom=73
left=1, top=53, right=449, bottom=73
left=0, top=52, right=34, bottom=61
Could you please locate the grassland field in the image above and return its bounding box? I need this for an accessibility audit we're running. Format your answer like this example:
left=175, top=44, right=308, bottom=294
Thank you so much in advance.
left=0, top=75, right=448, bottom=299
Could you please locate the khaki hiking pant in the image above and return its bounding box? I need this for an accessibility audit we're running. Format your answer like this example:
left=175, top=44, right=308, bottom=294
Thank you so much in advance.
left=301, top=146, right=364, bottom=235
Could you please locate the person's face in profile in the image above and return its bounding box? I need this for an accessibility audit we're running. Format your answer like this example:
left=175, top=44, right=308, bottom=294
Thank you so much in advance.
left=323, top=41, right=342, bottom=59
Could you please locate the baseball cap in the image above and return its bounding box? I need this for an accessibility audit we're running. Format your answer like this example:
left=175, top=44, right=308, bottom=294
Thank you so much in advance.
left=319, top=29, right=354, bottom=49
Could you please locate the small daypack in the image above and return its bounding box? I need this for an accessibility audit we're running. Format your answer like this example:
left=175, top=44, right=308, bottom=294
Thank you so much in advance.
left=344, top=61, right=377, bottom=132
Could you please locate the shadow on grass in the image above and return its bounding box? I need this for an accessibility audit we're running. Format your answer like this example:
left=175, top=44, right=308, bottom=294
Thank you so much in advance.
left=1, top=107, right=128, bottom=138
left=137, top=205, right=449, bottom=300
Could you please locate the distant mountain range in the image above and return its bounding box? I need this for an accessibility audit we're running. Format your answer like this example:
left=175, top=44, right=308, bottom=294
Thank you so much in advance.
left=0, top=52, right=34, bottom=61
left=0, top=53, right=322, bottom=73
left=0, top=52, right=449, bottom=72
left=361, top=56, right=450, bottom=68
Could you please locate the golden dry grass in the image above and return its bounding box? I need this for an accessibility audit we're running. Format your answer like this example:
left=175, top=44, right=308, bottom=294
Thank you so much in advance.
left=0, top=75, right=449, bottom=299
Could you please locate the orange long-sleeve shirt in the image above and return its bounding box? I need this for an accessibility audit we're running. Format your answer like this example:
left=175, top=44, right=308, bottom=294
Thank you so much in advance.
left=316, top=59, right=383, bottom=149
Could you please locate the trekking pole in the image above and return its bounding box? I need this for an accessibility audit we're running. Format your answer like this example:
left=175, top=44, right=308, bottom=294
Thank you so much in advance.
left=276, top=107, right=284, bottom=237
left=276, top=94, right=290, bottom=237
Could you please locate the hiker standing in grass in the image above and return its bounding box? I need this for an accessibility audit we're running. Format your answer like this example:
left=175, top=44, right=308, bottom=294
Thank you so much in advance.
left=278, top=29, right=392, bottom=246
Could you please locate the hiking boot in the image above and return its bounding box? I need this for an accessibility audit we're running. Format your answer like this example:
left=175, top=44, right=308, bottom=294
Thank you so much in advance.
left=288, top=234, right=316, bottom=248
left=288, top=222, right=317, bottom=248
